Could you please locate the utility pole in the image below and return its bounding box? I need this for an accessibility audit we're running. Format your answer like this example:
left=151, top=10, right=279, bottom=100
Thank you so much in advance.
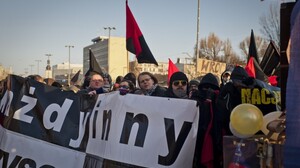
left=65, top=45, right=74, bottom=86
left=35, top=60, right=42, bottom=75
left=29, top=64, right=34, bottom=75
left=195, top=0, right=200, bottom=75
left=103, top=27, right=116, bottom=73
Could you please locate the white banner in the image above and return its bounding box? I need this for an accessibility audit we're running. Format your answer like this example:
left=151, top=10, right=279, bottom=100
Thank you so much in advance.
left=0, top=76, right=199, bottom=168
left=85, top=92, right=199, bottom=168
left=0, top=125, right=86, bottom=168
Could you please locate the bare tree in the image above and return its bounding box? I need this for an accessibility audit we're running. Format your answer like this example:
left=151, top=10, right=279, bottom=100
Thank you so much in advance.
left=259, top=3, right=280, bottom=47
left=239, top=34, right=268, bottom=62
left=223, top=38, right=235, bottom=63
left=199, top=33, right=223, bottom=61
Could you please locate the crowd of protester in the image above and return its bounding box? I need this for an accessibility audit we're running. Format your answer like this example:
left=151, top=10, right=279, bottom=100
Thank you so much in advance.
left=0, top=65, right=280, bottom=168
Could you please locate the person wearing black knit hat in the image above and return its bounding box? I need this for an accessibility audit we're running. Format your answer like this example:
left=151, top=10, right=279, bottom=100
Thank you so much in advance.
left=164, top=71, right=189, bottom=99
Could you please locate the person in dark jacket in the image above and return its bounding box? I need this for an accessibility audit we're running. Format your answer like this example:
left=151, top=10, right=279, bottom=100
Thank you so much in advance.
left=164, top=71, right=189, bottom=99
left=218, top=66, right=280, bottom=136
left=191, top=73, right=222, bottom=168
left=136, top=71, right=166, bottom=97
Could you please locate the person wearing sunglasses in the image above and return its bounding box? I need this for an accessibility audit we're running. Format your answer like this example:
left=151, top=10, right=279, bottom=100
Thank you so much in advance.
left=164, top=71, right=189, bottom=99
left=137, top=71, right=166, bottom=97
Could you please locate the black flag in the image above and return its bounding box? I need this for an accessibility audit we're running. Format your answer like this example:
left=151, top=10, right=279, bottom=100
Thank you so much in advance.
left=85, top=49, right=103, bottom=77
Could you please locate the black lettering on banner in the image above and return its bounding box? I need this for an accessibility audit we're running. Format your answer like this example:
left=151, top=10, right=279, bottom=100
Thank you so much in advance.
left=92, top=109, right=98, bottom=139
left=215, top=63, right=221, bottom=73
left=0, top=90, right=13, bottom=116
left=18, top=158, right=36, bottom=168
left=0, top=149, right=10, bottom=168
left=158, top=118, right=192, bottom=166
left=102, top=110, right=111, bottom=140
left=119, top=112, right=148, bottom=147
left=0, top=149, right=54, bottom=168
left=209, top=61, right=216, bottom=73
left=201, top=60, right=209, bottom=72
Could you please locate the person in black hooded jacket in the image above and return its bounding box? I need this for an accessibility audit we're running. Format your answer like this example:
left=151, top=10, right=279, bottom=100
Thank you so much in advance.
left=191, top=73, right=222, bottom=168
left=218, top=66, right=281, bottom=136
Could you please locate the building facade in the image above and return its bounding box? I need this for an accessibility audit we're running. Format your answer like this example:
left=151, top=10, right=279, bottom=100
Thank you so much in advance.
left=52, top=62, right=83, bottom=84
left=83, top=36, right=128, bottom=81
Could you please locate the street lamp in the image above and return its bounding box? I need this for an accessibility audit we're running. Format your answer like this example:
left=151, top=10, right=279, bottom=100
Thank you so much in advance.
left=103, top=27, right=116, bottom=73
left=195, top=0, right=200, bottom=74
left=103, top=27, right=116, bottom=38
left=29, top=64, right=34, bottom=75
left=65, top=45, right=74, bottom=86
left=35, top=60, right=42, bottom=75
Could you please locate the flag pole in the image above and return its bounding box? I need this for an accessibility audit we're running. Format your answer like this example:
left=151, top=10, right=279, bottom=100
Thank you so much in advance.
left=195, top=0, right=200, bottom=76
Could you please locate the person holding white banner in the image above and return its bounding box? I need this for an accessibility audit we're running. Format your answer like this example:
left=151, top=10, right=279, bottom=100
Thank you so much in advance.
left=136, top=71, right=166, bottom=97
left=164, top=71, right=189, bottom=99
left=78, top=73, right=106, bottom=95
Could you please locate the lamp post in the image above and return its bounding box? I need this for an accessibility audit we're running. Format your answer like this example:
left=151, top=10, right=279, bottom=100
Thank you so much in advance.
left=65, top=45, right=74, bottom=86
left=29, top=64, right=34, bottom=75
left=195, top=0, right=200, bottom=74
left=35, top=60, right=42, bottom=75
left=103, top=27, right=116, bottom=39
left=103, top=27, right=116, bottom=73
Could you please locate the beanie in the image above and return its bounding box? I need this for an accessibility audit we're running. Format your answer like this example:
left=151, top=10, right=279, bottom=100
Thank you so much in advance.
left=169, top=71, right=188, bottom=87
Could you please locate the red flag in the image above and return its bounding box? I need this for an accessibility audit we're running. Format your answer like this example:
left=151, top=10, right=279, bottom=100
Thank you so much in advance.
left=245, top=57, right=255, bottom=78
left=126, top=1, right=158, bottom=66
left=168, top=58, right=179, bottom=83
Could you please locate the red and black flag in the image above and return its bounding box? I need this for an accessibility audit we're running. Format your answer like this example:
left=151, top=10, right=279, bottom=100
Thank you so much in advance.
left=245, top=30, right=269, bottom=83
left=85, top=49, right=103, bottom=77
left=126, top=0, right=158, bottom=66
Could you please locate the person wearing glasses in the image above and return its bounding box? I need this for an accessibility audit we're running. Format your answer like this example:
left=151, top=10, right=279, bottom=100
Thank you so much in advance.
left=77, top=73, right=105, bottom=95
left=136, top=71, right=166, bottom=97
left=164, top=71, right=189, bottom=99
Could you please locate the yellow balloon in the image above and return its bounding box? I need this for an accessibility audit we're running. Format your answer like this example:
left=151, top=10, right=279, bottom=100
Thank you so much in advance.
left=230, top=103, right=263, bottom=136
left=229, top=122, right=254, bottom=139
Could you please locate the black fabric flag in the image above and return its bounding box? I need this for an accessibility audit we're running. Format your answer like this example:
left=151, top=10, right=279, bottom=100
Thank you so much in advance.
left=260, top=41, right=280, bottom=76
left=247, top=29, right=260, bottom=63
left=85, top=49, right=103, bottom=77
left=126, top=0, right=158, bottom=66
left=245, top=30, right=269, bottom=83
left=71, top=70, right=81, bottom=84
